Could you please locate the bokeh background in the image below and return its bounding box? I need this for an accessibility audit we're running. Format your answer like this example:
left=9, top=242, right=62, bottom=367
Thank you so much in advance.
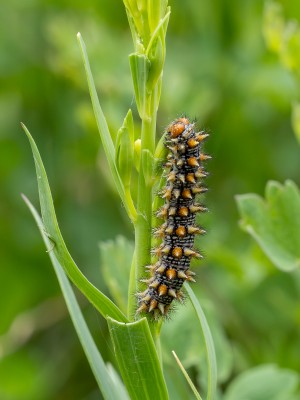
left=1, top=0, right=300, bottom=399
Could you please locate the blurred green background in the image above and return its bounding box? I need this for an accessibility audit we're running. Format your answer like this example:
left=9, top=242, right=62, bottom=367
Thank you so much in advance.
left=1, top=0, right=300, bottom=399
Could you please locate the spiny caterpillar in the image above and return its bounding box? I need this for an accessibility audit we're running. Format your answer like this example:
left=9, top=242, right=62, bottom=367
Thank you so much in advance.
left=137, top=117, right=210, bottom=318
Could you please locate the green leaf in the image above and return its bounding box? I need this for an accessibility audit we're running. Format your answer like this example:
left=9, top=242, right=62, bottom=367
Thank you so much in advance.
left=172, top=351, right=203, bottom=400
left=106, top=364, right=130, bottom=400
left=134, top=139, right=142, bottom=172
left=185, top=283, right=217, bottom=400
left=154, top=130, right=167, bottom=162
left=22, top=195, right=129, bottom=400
left=107, top=317, right=169, bottom=400
left=147, top=0, right=168, bottom=33
left=146, top=9, right=170, bottom=90
left=224, top=364, right=299, bottom=400
left=129, top=53, right=150, bottom=119
left=99, top=236, right=134, bottom=315
left=116, top=110, right=134, bottom=189
left=77, top=32, right=137, bottom=222
left=123, top=108, right=135, bottom=145
left=236, top=180, right=300, bottom=271
left=141, top=148, right=154, bottom=186
left=123, top=0, right=149, bottom=51
left=22, top=123, right=128, bottom=323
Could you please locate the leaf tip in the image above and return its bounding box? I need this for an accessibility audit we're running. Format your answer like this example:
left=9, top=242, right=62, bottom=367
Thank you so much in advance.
left=77, top=32, right=85, bottom=48
left=20, top=192, right=27, bottom=201
left=172, top=350, right=178, bottom=361
left=20, top=122, right=28, bottom=134
left=21, top=193, right=32, bottom=209
left=20, top=122, right=31, bottom=139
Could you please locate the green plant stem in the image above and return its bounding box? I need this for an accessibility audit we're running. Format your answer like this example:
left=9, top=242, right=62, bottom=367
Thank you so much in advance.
left=149, top=320, right=163, bottom=363
left=136, top=114, right=155, bottom=279
left=142, top=96, right=156, bottom=153
left=127, top=250, right=136, bottom=319
left=128, top=92, right=157, bottom=320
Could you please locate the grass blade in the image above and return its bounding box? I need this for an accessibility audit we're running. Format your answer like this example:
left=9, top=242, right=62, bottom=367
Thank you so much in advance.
left=107, top=317, right=169, bottom=400
left=172, top=351, right=203, bottom=400
left=22, top=123, right=128, bottom=323
left=185, top=283, right=217, bottom=400
left=77, top=32, right=137, bottom=222
left=22, top=195, right=129, bottom=400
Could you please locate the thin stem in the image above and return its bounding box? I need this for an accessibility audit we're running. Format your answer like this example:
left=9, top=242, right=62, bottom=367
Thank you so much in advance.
left=149, top=320, right=163, bottom=363
left=136, top=96, right=156, bottom=279
left=127, top=250, right=136, bottom=320
left=172, top=351, right=203, bottom=400
left=127, top=92, right=157, bottom=320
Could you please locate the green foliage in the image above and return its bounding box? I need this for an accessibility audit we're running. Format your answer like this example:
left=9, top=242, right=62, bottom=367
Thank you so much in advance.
left=129, top=54, right=151, bottom=119
left=107, top=317, right=169, bottom=400
left=22, top=195, right=129, bottom=400
left=19, top=1, right=217, bottom=399
left=237, top=180, right=300, bottom=271
left=22, top=123, right=128, bottom=323
left=77, top=33, right=137, bottom=223
left=2, top=0, right=300, bottom=398
left=115, top=110, right=135, bottom=190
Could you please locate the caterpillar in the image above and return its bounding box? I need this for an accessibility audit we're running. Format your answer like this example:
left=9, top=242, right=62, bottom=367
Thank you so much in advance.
left=137, top=117, right=210, bottom=319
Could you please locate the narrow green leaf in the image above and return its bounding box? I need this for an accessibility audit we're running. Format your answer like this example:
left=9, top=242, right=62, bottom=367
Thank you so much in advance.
left=123, top=0, right=148, bottom=51
left=185, top=283, right=217, bottom=400
left=106, top=363, right=130, bottom=400
left=123, top=108, right=135, bottom=145
left=141, top=148, right=154, bottom=186
left=77, top=32, right=137, bottom=222
left=107, top=317, right=169, bottom=400
left=224, top=364, right=299, bottom=400
left=129, top=53, right=150, bottom=119
left=236, top=180, right=300, bottom=271
left=116, top=127, right=133, bottom=188
left=134, top=139, right=142, bottom=172
left=154, top=130, right=167, bottom=160
left=22, top=195, right=129, bottom=400
left=115, top=110, right=134, bottom=189
left=124, top=7, right=144, bottom=53
left=147, top=0, right=168, bottom=33
left=22, top=123, right=128, bottom=323
left=172, top=351, right=203, bottom=400
left=146, top=9, right=171, bottom=90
